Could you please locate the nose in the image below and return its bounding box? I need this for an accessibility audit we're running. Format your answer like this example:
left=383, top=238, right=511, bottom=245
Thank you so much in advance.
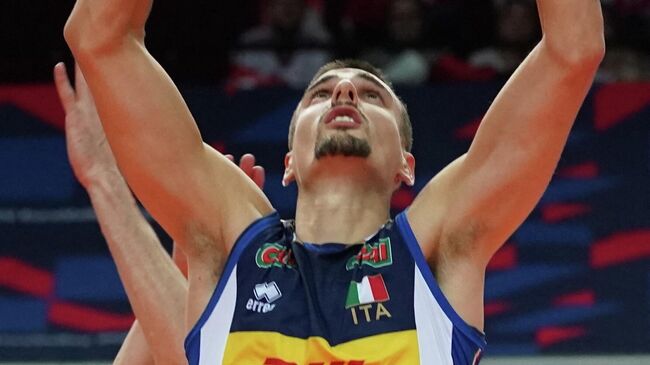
left=332, top=79, right=358, bottom=106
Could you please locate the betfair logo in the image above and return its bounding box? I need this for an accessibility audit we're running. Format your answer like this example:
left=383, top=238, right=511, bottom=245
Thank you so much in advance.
left=345, top=238, right=392, bottom=270
left=264, top=359, right=365, bottom=365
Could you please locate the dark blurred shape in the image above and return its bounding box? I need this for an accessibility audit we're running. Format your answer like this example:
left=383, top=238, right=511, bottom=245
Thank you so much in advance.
left=359, top=0, right=435, bottom=85
left=0, top=1, right=244, bottom=84
left=228, top=0, right=332, bottom=90
left=2, top=0, right=649, bottom=85
left=468, top=0, right=541, bottom=76
left=427, top=0, right=495, bottom=56
left=0, top=0, right=73, bottom=83
left=324, top=0, right=390, bottom=52
left=597, top=0, right=650, bottom=82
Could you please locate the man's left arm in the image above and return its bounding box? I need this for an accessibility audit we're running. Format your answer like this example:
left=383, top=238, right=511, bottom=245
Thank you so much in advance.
left=407, top=0, right=604, bottom=329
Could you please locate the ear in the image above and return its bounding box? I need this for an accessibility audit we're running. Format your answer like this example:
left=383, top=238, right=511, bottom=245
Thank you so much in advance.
left=396, top=152, right=415, bottom=187
left=282, top=152, right=295, bottom=187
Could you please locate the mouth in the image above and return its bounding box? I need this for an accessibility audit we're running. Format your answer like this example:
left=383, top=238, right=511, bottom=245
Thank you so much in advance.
left=322, top=105, right=364, bottom=130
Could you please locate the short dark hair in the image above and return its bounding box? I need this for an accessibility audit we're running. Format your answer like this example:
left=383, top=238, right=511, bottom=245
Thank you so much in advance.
left=288, top=59, right=413, bottom=152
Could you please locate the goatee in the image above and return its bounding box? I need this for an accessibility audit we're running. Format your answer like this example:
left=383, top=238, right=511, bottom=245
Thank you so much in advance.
left=314, top=132, right=371, bottom=159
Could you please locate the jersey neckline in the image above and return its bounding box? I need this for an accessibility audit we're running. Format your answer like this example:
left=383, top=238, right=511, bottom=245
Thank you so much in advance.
left=287, top=218, right=394, bottom=253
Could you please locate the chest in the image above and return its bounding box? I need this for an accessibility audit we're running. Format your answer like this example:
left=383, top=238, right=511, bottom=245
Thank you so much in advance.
left=228, top=236, right=417, bottom=344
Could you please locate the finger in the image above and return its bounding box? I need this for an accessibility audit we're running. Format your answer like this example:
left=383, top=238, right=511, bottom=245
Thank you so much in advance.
left=239, top=154, right=255, bottom=175
left=252, top=166, right=265, bottom=189
left=225, top=154, right=234, bottom=162
left=53, top=62, right=76, bottom=114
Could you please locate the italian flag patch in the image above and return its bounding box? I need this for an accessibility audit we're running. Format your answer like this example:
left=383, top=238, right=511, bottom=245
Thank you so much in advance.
left=345, top=274, right=389, bottom=308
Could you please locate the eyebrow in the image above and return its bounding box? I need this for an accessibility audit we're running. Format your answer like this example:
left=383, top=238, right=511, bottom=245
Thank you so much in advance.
left=356, top=73, right=391, bottom=96
left=305, top=73, right=392, bottom=96
left=305, top=75, right=336, bottom=93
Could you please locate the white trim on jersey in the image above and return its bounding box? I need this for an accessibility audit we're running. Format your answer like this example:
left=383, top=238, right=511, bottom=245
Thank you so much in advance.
left=414, top=265, right=454, bottom=365
left=198, top=265, right=238, bottom=365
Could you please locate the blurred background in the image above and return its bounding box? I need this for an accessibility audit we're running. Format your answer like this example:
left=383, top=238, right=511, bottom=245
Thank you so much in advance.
left=1, top=0, right=649, bottom=362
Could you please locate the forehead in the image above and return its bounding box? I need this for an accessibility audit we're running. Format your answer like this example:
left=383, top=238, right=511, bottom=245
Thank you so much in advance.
left=308, top=68, right=397, bottom=97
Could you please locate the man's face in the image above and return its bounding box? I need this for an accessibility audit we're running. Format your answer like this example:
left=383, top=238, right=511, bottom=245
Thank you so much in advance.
left=284, top=68, right=414, bottom=191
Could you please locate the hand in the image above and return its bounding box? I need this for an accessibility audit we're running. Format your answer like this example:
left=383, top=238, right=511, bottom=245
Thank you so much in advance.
left=225, top=154, right=265, bottom=189
left=54, top=62, right=119, bottom=188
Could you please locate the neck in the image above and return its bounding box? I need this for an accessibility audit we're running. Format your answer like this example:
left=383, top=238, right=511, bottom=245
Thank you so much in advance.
left=294, top=162, right=392, bottom=244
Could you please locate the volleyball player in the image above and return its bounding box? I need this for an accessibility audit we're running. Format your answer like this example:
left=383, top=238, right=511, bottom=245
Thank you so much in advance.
left=62, top=0, right=604, bottom=363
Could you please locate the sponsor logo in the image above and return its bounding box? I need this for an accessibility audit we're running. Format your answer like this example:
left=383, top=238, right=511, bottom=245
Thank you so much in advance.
left=345, top=238, right=392, bottom=271
left=264, top=359, right=365, bottom=365
left=254, top=282, right=282, bottom=302
left=345, top=274, right=392, bottom=325
left=246, top=281, right=282, bottom=314
left=256, top=242, right=296, bottom=269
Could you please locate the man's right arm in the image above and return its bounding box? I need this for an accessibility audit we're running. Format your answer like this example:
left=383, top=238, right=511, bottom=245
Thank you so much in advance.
left=63, top=0, right=274, bottom=254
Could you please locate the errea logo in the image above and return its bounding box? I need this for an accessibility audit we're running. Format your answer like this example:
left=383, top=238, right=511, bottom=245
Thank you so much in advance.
left=254, top=282, right=282, bottom=302
left=246, top=281, right=282, bottom=314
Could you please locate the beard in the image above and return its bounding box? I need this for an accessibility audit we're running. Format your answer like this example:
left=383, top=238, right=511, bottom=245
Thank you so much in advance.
left=314, top=131, right=371, bottom=159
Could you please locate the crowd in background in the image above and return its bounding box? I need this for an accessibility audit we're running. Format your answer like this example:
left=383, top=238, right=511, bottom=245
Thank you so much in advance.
left=2, top=0, right=648, bottom=85
left=228, top=0, right=650, bottom=90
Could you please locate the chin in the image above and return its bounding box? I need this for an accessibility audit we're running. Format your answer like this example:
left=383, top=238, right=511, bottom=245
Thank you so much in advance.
left=314, top=133, right=371, bottom=159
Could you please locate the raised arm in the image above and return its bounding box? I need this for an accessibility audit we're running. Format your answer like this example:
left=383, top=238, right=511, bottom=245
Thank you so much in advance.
left=55, top=62, right=187, bottom=364
left=55, top=63, right=267, bottom=364
left=63, top=0, right=273, bottom=255
left=408, top=0, right=604, bottom=328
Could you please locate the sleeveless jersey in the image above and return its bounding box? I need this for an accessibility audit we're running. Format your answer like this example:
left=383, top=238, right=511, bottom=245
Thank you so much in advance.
left=185, top=211, right=487, bottom=365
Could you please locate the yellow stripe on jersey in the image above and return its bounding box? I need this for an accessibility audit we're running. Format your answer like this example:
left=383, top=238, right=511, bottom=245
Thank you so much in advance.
left=220, top=330, right=420, bottom=365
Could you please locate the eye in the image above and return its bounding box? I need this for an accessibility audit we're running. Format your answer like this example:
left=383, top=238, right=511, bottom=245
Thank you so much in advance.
left=312, top=89, right=330, bottom=100
left=363, top=90, right=382, bottom=103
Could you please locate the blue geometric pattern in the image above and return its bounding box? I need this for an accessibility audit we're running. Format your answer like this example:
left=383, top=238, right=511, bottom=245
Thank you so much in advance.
left=1, top=80, right=649, bottom=360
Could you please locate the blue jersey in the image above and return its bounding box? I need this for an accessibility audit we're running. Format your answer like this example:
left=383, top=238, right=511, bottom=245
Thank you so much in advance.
left=185, top=211, right=486, bottom=364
